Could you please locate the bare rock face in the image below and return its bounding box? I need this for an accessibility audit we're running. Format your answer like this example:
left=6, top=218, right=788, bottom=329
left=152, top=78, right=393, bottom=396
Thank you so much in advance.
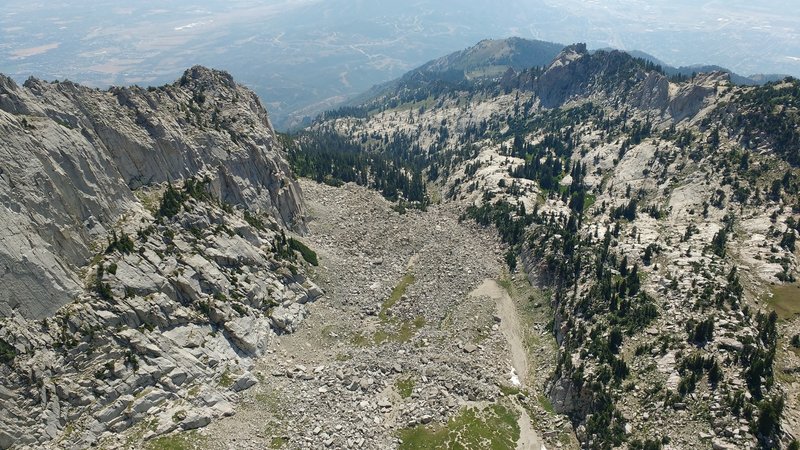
left=0, top=67, right=304, bottom=319
left=0, top=180, right=323, bottom=449
left=667, top=71, right=728, bottom=121
left=534, top=43, right=592, bottom=108
left=534, top=44, right=721, bottom=121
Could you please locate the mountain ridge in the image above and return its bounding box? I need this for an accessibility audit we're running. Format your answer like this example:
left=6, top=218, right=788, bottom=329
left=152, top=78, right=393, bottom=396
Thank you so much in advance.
left=617, top=49, right=790, bottom=86
left=330, top=37, right=788, bottom=126
left=0, top=67, right=327, bottom=449
left=306, top=43, right=800, bottom=449
left=0, top=65, right=304, bottom=319
left=0, top=42, right=798, bottom=449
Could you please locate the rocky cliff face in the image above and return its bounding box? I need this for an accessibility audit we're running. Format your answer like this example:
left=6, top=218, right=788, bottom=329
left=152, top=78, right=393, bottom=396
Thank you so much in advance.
left=533, top=44, right=724, bottom=121
left=0, top=66, right=304, bottom=319
left=0, top=180, right=324, bottom=448
left=0, top=68, right=326, bottom=449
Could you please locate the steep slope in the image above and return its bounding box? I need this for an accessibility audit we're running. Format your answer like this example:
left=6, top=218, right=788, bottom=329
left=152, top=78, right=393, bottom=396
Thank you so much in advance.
left=337, top=39, right=785, bottom=127
left=341, top=37, right=564, bottom=117
left=0, top=69, right=323, bottom=449
left=413, top=37, right=564, bottom=79
left=309, top=45, right=800, bottom=449
left=0, top=66, right=304, bottom=319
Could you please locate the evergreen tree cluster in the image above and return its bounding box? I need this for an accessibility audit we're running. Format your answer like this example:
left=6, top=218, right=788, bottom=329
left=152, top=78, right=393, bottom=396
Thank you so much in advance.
left=0, top=337, right=17, bottom=365
left=464, top=198, right=534, bottom=248
left=287, top=132, right=428, bottom=205
left=677, top=352, right=723, bottom=395
left=106, top=230, right=135, bottom=255
left=157, top=176, right=212, bottom=219
left=722, top=78, right=800, bottom=166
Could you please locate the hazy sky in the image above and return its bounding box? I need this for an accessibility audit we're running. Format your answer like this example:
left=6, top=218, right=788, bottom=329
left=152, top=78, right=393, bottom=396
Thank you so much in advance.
left=2, top=0, right=798, bottom=126
left=3, top=0, right=797, bottom=75
left=534, top=0, right=800, bottom=74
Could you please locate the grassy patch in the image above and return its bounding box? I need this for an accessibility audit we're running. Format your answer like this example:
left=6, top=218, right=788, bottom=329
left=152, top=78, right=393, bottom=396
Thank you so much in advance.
left=255, top=388, right=284, bottom=415
left=377, top=318, right=420, bottom=343
left=537, top=394, right=555, bottom=414
left=373, top=317, right=426, bottom=345
left=350, top=333, right=369, bottom=347
left=373, top=329, right=390, bottom=345
left=396, top=377, right=416, bottom=399
left=380, top=273, right=416, bottom=321
left=361, top=272, right=425, bottom=345
left=269, top=435, right=288, bottom=448
left=134, top=189, right=161, bottom=214
left=499, top=384, right=521, bottom=397
left=218, top=366, right=235, bottom=388
left=497, top=277, right=514, bottom=294
left=767, top=284, right=800, bottom=319
left=320, top=324, right=343, bottom=342
left=583, top=193, right=597, bottom=212
left=120, top=419, right=158, bottom=449
left=145, top=431, right=204, bottom=450
left=256, top=387, right=289, bottom=447
left=399, top=424, right=448, bottom=449
left=397, top=317, right=426, bottom=341
left=398, top=402, right=520, bottom=450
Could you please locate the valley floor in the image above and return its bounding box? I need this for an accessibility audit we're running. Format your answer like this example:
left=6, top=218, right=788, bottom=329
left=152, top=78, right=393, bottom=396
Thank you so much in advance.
left=193, top=180, right=572, bottom=449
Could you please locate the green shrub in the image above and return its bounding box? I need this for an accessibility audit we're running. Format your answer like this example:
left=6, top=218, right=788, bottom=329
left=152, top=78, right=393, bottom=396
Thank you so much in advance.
left=244, top=211, right=266, bottom=230
left=504, top=249, right=517, bottom=271
left=689, top=317, right=714, bottom=345
left=0, top=338, right=16, bottom=364
left=106, top=230, right=135, bottom=254
left=608, top=327, right=624, bottom=354
left=158, top=182, right=184, bottom=218
left=710, top=229, right=728, bottom=257
left=289, top=238, right=318, bottom=266
left=757, top=396, right=784, bottom=444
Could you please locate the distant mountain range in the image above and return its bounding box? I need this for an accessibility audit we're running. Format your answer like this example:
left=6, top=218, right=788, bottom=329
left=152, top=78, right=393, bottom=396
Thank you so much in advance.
left=397, top=37, right=792, bottom=90
left=338, top=38, right=563, bottom=113
left=4, top=0, right=797, bottom=130
left=619, top=49, right=790, bottom=86
left=318, top=37, right=790, bottom=125
left=411, top=37, right=564, bottom=80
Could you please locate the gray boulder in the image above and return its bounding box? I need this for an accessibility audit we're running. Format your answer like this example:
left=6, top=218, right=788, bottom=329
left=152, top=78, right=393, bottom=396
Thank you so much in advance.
left=270, top=303, right=308, bottom=334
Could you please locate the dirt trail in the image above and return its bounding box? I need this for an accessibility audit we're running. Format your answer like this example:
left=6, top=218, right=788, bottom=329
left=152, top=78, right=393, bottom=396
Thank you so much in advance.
left=469, top=279, right=529, bottom=385
left=516, top=406, right=543, bottom=450
left=469, top=279, right=543, bottom=450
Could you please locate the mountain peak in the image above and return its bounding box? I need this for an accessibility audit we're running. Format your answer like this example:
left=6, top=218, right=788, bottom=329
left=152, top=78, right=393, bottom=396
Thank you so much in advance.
left=0, top=74, right=18, bottom=92
left=417, top=37, right=564, bottom=77
left=564, top=42, right=589, bottom=55
left=0, top=68, right=303, bottom=318
left=546, top=43, right=589, bottom=71
left=180, top=65, right=237, bottom=90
